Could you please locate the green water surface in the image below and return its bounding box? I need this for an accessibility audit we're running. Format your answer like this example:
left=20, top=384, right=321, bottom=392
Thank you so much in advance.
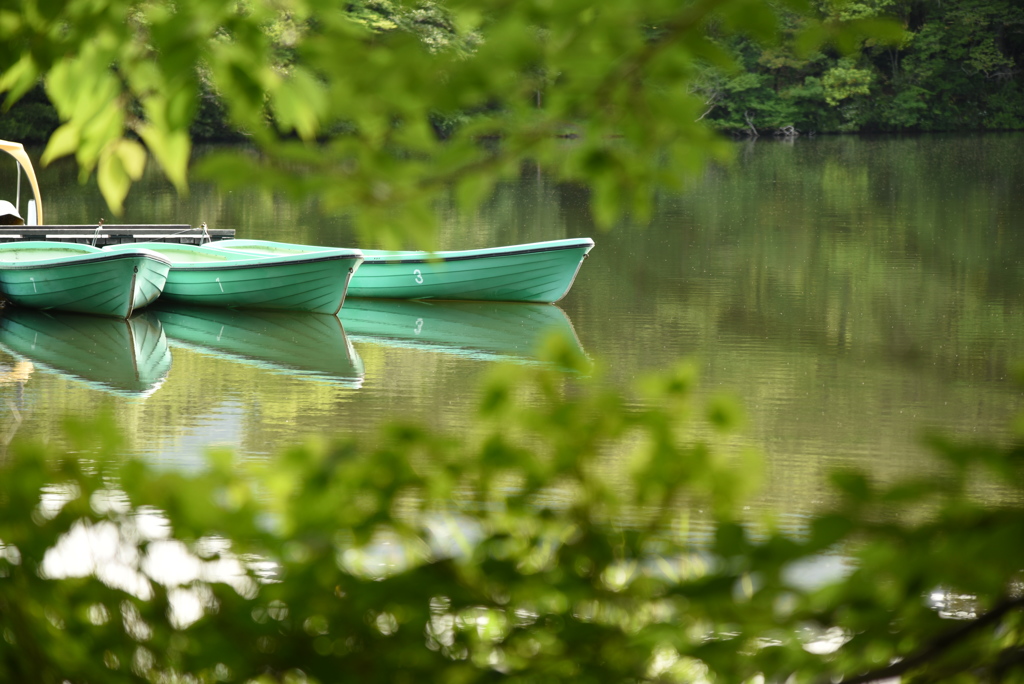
left=1, top=133, right=1021, bottom=519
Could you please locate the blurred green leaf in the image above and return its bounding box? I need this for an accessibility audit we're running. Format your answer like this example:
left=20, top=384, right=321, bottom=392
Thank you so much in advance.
left=1, top=359, right=1024, bottom=681
left=40, top=122, right=80, bottom=166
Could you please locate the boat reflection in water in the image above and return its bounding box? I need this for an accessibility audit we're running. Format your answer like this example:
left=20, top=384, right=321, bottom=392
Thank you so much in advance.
left=339, top=299, right=588, bottom=368
left=149, top=304, right=365, bottom=388
left=0, top=307, right=172, bottom=397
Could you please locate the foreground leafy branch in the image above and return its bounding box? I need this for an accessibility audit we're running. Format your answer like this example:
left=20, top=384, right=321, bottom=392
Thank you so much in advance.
left=0, top=0, right=897, bottom=244
left=837, top=594, right=1024, bottom=684
left=1, top=340, right=1023, bottom=683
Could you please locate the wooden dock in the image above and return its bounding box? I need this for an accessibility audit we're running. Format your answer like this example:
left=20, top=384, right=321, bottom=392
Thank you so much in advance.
left=0, top=224, right=235, bottom=246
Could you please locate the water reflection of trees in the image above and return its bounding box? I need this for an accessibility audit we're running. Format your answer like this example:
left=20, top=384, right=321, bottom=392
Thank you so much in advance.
left=3, top=135, right=1022, bottom=513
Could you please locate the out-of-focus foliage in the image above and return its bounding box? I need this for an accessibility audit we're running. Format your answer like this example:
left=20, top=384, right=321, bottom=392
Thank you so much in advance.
left=4, top=1, right=1020, bottom=232
left=2, top=346, right=1024, bottom=683
left=0, top=84, right=58, bottom=143
left=0, top=0, right=890, bottom=242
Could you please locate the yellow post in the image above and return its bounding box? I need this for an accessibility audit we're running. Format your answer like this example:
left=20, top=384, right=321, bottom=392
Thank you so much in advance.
left=0, top=139, right=44, bottom=225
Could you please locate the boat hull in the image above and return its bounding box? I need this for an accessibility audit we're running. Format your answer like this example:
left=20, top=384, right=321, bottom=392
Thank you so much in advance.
left=0, top=242, right=171, bottom=318
left=210, top=238, right=595, bottom=303
left=349, top=239, right=594, bottom=302
left=107, top=242, right=363, bottom=314
left=133, top=256, right=173, bottom=310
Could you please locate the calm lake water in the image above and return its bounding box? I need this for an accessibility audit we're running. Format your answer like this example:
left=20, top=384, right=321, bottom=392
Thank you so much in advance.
left=2, top=134, right=1022, bottom=519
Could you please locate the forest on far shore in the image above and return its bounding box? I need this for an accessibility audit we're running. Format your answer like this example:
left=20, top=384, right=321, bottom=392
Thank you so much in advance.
left=2, top=0, right=1023, bottom=145
left=700, top=0, right=1024, bottom=136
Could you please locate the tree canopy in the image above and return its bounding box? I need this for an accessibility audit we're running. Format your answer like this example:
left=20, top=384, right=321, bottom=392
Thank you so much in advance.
left=0, top=0, right=897, bottom=244
left=696, top=0, right=1024, bottom=135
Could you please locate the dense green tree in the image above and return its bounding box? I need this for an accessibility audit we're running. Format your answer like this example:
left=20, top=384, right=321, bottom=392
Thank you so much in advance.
left=0, top=84, right=58, bottom=143
left=691, top=0, right=1024, bottom=135
left=891, top=0, right=1024, bottom=130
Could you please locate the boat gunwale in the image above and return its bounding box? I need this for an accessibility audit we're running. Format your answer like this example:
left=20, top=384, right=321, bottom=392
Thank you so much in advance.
left=0, top=249, right=172, bottom=271
left=109, top=242, right=363, bottom=271
left=213, top=238, right=594, bottom=265
left=358, top=238, right=595, bottom=265
left=166, top=252, right=363, bottom=272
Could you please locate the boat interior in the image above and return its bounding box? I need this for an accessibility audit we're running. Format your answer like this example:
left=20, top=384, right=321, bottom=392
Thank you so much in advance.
left=0, top=244, right=97, bottom=262
left=106, top=243, right=241, bottom=263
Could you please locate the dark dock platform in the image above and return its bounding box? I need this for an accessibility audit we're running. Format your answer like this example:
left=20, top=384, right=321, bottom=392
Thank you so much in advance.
left=0, top=224, right=235, bottom=246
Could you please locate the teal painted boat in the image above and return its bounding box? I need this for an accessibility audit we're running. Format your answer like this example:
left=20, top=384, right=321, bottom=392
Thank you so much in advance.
left=105, top=242, right=363, bottom=314
left=208, top=238, right=595, bottom=303
left=340, top=299, right=588, bottom=367
left=0, top=308, right=172, bottom=397
left=149, top=304, right=364, bottom=387
left=0, top=241, right=171, bottom=318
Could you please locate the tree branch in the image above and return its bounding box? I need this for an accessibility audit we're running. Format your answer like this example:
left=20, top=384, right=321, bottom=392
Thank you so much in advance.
left=695, top=92, right=720, bottom=122
left=744, top=110, right=758, bottom=137
left=832, top=595, right=1024, bottom=684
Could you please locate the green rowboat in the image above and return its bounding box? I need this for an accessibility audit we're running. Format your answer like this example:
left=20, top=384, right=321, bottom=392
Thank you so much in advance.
left=149, top=304, right=364, bottom=387
left=0, top=308, right=172, bottom=397
left=105, top=242, right=363, bottom=314
left=0, top=242, right=171, bottom=318
left=207, top=238, right=595, bottom=303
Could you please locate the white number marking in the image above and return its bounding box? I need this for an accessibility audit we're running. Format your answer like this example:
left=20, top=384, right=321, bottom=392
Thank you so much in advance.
left=414, top=318, right=423, bottom=335
left=413, top=269, right=423, bottom=284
